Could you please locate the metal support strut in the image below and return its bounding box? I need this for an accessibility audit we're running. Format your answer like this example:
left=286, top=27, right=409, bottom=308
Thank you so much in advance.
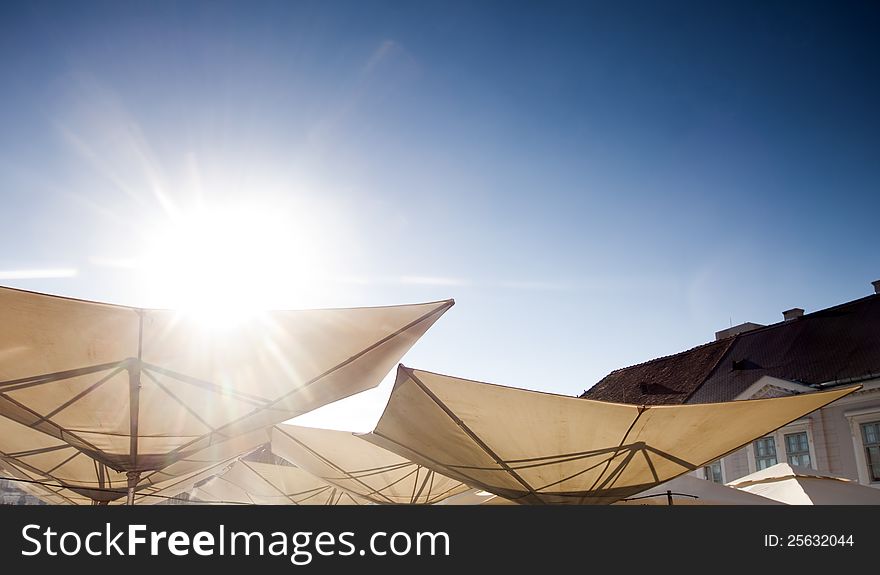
left=126, top=471, right=140, bottom=505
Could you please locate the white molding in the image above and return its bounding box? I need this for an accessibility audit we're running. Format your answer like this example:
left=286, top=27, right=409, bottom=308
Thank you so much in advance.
left=735, top=376, right=814, bottom=401
left=844, top=406, right=880, bottom=418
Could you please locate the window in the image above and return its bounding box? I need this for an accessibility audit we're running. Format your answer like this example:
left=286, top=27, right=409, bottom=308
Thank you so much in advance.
left=861, top=421, right=880, bottom=482
left=784, top=432, right=811, bottom=468
left=703, top=461, right=723, bottom=483
left=754, top=437, right=777, bottom=470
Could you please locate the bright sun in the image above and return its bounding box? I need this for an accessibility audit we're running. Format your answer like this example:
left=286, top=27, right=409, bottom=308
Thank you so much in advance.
left=139, top=203, right=329, bottom=321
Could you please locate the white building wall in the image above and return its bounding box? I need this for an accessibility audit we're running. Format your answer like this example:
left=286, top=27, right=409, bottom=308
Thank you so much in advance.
left=719, top=379, right=880, bottom=488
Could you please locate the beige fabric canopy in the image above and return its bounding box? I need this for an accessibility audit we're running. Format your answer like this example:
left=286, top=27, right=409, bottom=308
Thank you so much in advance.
left=0, top=459, right=91, bottom=505
left=121, top=428, right=274, bottom=504
left=1, top=408, right=273, bottom=504
left=365, top=367, right=858, bottom=505
left=191, top=459, right=368, bottom=505
left=435, top=488, right=513, bottom=505
left=728, top=463, right=880, bottom=505
left=272, top=423, right=469, bottom=504
left=0, top=286, right=452, bottom=502
left=0, top=414, right=118, bottom=504
left=615, top=473, right=781, bottom=505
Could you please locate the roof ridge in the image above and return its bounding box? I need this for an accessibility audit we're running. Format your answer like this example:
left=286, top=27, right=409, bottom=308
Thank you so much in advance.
left=605, top=293, right=879, bottom=377
left=604, top=338, right=729, bottom=376
left=682, top=336, right=737, bottom=403
left=710, top=292, right=879, bottom=343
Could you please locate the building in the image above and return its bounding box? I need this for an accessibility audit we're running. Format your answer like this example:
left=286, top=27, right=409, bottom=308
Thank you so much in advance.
left=582, top=280, right=880, bottom=488
left=0, top=478, right=46, bottom=505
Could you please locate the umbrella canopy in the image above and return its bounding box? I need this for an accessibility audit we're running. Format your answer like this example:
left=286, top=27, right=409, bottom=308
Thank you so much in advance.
left=191, top=459, right=368, bottom=505
left=616, top=473, right=782, bottom=505
left=0, top=417, right=271, bottom=504
left=272, top=423, right=470, bottom=504
left=365, top=366, right=858, bottom=505
left=0, top=286, right=452, bottom=502
left=124, top=428, right=273, bottom=504
left=727, top=463, right=880, bottom=505
left=0, top=459, right=90, bottom=505
left=435, top=488, right=514, bottom=505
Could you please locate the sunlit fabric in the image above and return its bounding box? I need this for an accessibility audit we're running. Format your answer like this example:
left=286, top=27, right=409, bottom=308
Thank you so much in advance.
left=0, top=286, right=453, bottom=502
left=728, top=462, right=880, bottom=505
left=615, top=473, right=781, bottom=505
left=272, top=424, right=469, bottom=504
left=365, top=366, right=858, bottom=505
left=191, top=459, right=368, bottom=505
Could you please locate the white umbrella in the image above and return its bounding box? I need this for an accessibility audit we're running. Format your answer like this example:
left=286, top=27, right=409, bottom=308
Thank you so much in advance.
left=272, top=423, right=469, bottom=504
left=365, top=366, right=858, bottom=504
left=191, top=459, right=369, bottom=505
left=0, top=286, right=452, bottom=503
left=616, top=474, right=782, bottom=505
left=727, top=462, right=880, bottom=505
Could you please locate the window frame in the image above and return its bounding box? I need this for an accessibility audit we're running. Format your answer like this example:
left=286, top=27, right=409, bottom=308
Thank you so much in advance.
left=845, top=407, right=880, bottom=487
left=702, top=460, right=725, bottom=484
left=752, top=436, right=778, bottom=471
left=783, top=430, right=812, bottom=468
left=747, top=419, right=817, bottom=474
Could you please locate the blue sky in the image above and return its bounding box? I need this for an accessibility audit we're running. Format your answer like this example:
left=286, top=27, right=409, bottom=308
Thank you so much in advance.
left=1, top=1, right=878, bottom=425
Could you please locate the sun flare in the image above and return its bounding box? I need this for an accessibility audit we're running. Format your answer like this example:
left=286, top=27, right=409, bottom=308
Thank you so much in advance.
left=139, top=202, right=330, bottom=323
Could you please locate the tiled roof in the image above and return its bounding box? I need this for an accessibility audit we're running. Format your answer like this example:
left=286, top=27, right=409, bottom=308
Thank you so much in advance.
left=582, top=294, right=880, bottom=405
left=581, top=338, right=733, bottom=405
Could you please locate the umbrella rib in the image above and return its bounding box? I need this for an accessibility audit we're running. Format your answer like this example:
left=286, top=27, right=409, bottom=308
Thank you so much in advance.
left=0, top=452, right=81, bottom=505
left=289, top=485, right=334, bottom=504
left=412, top=467, right=433, bottom=503
left=60, top=429, right=203, bottom=438
left=286, top=484, right=335, bottom=499
left=32, top=366, right=127, bottom=426
left=140, top=458, right=232, bottom=494
left=261, top=301, right=455, bottom=411
left=587, top=407, right=647, bottom=493
left=508, top=448, right=621, bottom=470
left=93, top=459, right=102, bottom=490
left=641, top=444, right=699, bottom=470
left=534, top=453, right=622, bottom=492
left=347, top=461, right=413, bottom=475
left=505, top=445, right=634, bottom=465
left=369, top=430, right=489, bottom=500
left=0, top=464, right=79, bottom=505
left=642, top=447, right=660, bottom=484
left=427, top=478, right=466, bottom=504
left=141, top=369, right=217, bottom=434
left=140, top=363, right=271, bottom=407
left=593, top=449, right=639, bottom=494
left=274, top=426, right=396, bottom=504
left=0, top=361, right=128, bottom=392
left=371, top=465, right=419, bottom=501
left=45, top=449, right=83, bottom=474
left=6, top=444, right=72, bottom=458
left=239, top=459, right=299, bottom=504
left=409, top=465, right=420, bottom=503
left=405, top=369, right=541, bottom=503
left=0, top=392, right=109, bottom=463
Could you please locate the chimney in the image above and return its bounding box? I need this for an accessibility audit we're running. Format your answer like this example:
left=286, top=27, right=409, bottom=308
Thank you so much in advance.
left=873, top=280, right=880, bottom=295
left=715, top=322, right=764, bottom=341
left=782, top=308, right=804, bottom=321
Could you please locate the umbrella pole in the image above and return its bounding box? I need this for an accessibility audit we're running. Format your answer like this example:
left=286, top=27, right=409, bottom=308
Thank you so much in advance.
left=126, top=312, right=144, bottom=507
left=126, top=471, right=140, bottom=505
left=667, top=490, right=673, bottom=506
